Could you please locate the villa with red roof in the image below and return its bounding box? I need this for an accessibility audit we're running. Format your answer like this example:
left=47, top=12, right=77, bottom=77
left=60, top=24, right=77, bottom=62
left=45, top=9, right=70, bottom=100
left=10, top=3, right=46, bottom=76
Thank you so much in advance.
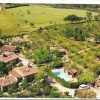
left=0, top=65, right=38, bottom=91
left=0, top=52, right=19, bottom=64
left=9, top=65, right=38, bottom=81
left=0, top=75, right=17, bottom=91
left=1, top=45, right=20, bottom=53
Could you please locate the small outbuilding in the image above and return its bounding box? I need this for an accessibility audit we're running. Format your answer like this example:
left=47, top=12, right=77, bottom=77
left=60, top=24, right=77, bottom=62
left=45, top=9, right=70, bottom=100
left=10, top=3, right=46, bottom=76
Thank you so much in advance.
left=50, top=46, right=67, bottom=56
left=64, top=67, right=77, bottom=78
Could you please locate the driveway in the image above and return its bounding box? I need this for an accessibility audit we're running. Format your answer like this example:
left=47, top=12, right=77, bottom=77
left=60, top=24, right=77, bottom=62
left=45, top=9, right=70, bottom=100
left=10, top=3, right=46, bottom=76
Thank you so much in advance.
left=92, top=88, right=100, bottom=99
left=51, top=82, right=75, bottom=97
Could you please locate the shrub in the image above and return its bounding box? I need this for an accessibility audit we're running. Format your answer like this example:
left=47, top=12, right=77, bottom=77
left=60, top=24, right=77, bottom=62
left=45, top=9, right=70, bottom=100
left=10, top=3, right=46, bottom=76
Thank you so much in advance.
left=75, top=89, right=96, bottom=98
left=25, top=20, right=28, bottom=23
left=48, top=70, right=80, bottom=88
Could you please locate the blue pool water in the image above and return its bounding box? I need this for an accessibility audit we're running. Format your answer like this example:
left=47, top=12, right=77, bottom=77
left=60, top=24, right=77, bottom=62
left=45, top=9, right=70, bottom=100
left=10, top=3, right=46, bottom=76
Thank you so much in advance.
left=53, top=71, right=71, bottom=81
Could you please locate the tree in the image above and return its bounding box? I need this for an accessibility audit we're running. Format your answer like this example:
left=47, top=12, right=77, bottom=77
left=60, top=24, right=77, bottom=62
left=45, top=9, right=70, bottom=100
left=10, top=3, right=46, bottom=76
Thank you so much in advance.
left=94, top=12, right=100, bottom=21
left=75, top=89, right=96, bottom=98
left=30, top=23, right=34, bottom=27
left=74, top=27, right=85, bottom=41
left=94, top=15, right=99, bottom=21
left=8, top=83, right=17, bottom=94
left=49, top=60, right=64, bottom=68
left=21, top=78, right=28, bottom=91
left=0, top=71, right=3, bottom=77
left=77, top=17, right=83, bottom=22
left=78, top=71, right=96, bottom=84
left=22, top=78, right=27, bottom=85
left=86, top=12, right=93, bottom=23
left=25, top=20, right=28, bottom=23
left=93, top=64, right=100, bottom=75
left=95, top=33, right=100, bottom=43
left=38, top=27, right=43, bottom=33
left=43, top=86, right=51, bottom=95
left=0, top=61, right=7, bottom=75
left=64, top=14, right=82, bottom=23
left=0, top=90, right=3, bottom=97
left=35, top=67, right=47, bottom=80
left=50, top=92, right=61, bottom=98
left=27, top=10, right=31, bottom=14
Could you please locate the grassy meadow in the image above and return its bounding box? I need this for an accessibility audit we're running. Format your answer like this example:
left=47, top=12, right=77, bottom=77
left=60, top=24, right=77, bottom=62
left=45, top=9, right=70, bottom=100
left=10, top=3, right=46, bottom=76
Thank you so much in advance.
left=0, top=5, right=98, bottom=36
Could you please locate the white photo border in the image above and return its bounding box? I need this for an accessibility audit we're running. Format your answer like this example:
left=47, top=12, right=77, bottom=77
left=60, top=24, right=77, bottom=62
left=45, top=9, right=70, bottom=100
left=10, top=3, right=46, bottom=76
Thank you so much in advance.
left=0, top=0, right=100, bottom=4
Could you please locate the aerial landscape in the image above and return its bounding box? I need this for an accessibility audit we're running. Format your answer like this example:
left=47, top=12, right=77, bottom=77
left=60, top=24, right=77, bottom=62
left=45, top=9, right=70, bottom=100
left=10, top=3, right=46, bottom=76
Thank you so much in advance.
left=0, top=3, right=100, bottom=98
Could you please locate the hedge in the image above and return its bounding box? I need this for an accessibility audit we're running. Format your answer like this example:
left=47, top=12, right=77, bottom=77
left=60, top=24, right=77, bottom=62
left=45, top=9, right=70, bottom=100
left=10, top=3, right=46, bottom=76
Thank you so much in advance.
left=48, top=70, right=80, bottom=88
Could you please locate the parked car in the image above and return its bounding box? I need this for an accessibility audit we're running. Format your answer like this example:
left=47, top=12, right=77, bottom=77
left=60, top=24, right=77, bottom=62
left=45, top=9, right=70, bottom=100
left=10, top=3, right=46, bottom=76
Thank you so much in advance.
left=79, top=84, right=90, bottom=89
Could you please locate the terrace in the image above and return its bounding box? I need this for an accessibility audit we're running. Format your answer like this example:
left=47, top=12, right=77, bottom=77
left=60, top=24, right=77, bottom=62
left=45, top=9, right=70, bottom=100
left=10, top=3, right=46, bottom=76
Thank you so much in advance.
left=52, top=67, right=77, bottom=82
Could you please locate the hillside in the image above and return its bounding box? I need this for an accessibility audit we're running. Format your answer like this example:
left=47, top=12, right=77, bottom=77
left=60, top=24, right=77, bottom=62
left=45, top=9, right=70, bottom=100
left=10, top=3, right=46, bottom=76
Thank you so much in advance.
left=0, top=5, right=98, bottom=37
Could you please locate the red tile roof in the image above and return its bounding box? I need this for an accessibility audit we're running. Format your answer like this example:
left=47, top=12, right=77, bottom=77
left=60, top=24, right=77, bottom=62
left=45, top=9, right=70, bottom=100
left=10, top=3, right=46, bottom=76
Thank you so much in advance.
left=1, top=45, right=17, bottom=52
left=9, top=70, right=21, bottom=78
left=0, top=76, right=17, bottom=87
left=9, top=66, right=38, bottom=78
left=64, top=67, right=77, bottom=74
left=0, top=52, right=19, bottom=63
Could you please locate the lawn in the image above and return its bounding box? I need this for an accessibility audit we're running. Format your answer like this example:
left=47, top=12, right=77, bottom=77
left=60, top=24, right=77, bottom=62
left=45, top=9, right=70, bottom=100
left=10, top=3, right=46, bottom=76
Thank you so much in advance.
left=0, top=5, right=98, bottom=36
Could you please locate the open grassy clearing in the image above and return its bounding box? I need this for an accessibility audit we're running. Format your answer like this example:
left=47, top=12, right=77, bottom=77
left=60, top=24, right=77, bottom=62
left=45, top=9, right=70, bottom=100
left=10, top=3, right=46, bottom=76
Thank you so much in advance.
left=0, top=5, right=98, bottom=36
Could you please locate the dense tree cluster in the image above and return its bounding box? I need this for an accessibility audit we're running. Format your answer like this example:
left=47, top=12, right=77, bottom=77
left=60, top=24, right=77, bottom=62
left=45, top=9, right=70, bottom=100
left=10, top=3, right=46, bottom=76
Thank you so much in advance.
left=34, top=46, right=64, bottom=69
left=64, top=14, right=83, bottom=23
left=47, top=4, right=100, bottom=12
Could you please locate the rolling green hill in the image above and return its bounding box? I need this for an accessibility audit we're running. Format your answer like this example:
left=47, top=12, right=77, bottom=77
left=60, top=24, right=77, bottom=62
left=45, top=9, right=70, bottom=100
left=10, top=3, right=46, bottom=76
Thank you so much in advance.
left=0, top=5, right=98, bottom=36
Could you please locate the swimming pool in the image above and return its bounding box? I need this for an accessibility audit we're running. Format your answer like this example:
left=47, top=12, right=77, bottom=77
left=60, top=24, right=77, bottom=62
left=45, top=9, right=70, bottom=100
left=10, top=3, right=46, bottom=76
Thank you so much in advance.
left=53, top=71, right=71, bottom=81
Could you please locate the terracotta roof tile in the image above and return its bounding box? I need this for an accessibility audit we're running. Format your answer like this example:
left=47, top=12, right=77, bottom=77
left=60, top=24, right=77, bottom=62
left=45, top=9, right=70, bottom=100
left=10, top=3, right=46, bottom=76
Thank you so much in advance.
left=0, top=52, right=19, bottom=63
left=10, top=66, right=38, bottom=78
left=9, top=70, right=21, bottom=78
left=0, top=76, right=17, bottom=87
left=1, top=45, right=17, bottom=52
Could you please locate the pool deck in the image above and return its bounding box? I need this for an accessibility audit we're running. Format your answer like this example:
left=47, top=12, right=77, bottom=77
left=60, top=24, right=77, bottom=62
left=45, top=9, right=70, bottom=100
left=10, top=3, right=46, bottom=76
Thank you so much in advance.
left=52, top=68, right=78, bottom=82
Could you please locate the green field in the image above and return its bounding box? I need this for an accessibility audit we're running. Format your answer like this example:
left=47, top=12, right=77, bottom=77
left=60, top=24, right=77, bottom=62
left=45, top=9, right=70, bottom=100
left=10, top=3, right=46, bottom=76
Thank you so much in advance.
left=0, top=5, right=98, bottom=36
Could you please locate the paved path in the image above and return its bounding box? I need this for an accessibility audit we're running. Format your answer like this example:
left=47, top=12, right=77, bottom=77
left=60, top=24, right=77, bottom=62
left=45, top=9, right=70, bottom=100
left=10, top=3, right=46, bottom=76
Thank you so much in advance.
left=51, top=83, right=75, bottom=97
left=92, top=88, right=100, bottom=99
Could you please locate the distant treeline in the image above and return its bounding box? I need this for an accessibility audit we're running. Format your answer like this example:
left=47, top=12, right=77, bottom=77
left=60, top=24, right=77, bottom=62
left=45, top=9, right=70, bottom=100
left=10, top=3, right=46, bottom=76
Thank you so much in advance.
left=45, top=4, right=100, bottom=12
left=1, top=4, right=100, bottom=12
left=1, top=3, right=29, bottom=9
